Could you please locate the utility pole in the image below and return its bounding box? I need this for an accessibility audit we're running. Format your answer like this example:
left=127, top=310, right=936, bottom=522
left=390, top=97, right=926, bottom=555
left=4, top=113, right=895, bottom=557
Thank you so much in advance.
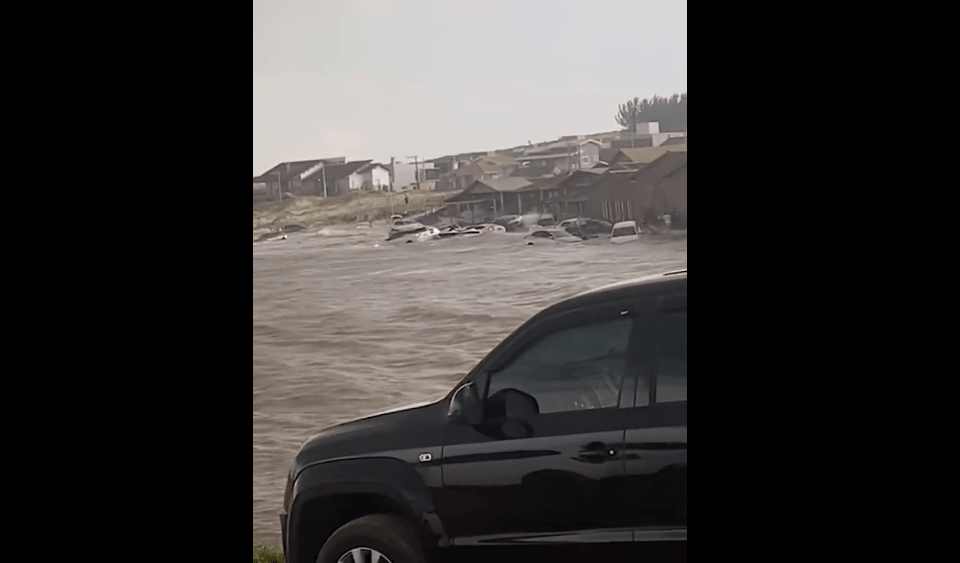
left=407, top=156, right=420, bottom=190
left=631, top=105, right=638, bottom=149
left=321, top=164, right=328, bottom=198
left=450, top=156, right=455, bottom=191
left=388, top=157, right=395, bottom=216
left=277, top=172, right=282, bottom=202
left=389, top=157, right=395, bottom=192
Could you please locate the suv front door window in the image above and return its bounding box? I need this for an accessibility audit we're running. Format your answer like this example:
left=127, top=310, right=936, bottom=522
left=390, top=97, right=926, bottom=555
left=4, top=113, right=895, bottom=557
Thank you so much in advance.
left=485, top=315, right=631, bottom=413
left=439, top=302, right=638, bottom=551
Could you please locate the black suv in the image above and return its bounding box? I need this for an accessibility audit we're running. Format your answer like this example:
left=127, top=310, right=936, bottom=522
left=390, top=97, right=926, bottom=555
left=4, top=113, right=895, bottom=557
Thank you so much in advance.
left=281, top=271, right=687, bottom=563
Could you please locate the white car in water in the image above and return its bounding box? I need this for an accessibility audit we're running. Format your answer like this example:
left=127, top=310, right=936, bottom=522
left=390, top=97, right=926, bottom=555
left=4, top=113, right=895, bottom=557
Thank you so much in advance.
left=524, top=228, right=583, bottom=245
left=385, top=225, right=441, bottom=243
left=610, top=220, right=641, bottom=244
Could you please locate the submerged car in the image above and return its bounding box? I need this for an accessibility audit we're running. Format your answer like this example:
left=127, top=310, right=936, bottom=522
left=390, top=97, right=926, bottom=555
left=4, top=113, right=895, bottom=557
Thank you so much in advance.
left=524, top=228, right=583, bottom=245
left=254, top=231, right=288, bottom=243
left=561, top=217, right=614, bottom=238
left=557, top=217, right=585, bottom=230
left=280, top=271, right=688, bottom=563
left=493, top=215, right=525, bottom=231
left=610, top=220, right=641, bottom=244
left=437, top=225, right=483, bottom=239
left=385, top=225, right=440, bottom=243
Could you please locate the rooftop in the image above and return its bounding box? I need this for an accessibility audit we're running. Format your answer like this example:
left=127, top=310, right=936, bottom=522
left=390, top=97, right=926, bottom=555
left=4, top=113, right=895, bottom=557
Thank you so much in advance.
left=302, top=159, right=373, bottom=182
left=476, top=177, right=532, bottom=192
left=629, top=152, right=688, bottom=182
left=615, top=145, right=687, bottom=165
left=511, top=164, right=558, bottom=179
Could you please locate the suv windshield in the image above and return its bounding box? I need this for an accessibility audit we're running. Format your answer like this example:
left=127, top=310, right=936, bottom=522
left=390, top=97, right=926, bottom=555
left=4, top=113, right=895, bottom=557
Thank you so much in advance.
left=612, top=227, right=636, bottom=237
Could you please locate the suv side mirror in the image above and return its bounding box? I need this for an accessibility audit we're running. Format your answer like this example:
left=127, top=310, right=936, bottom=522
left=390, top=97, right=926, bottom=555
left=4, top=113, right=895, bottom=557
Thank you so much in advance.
left=448, top=381, right=483, bottom=425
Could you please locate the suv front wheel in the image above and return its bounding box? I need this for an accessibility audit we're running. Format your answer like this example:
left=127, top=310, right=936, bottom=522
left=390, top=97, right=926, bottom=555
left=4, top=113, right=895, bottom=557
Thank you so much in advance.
left=317, top=514, right=425, bottom=563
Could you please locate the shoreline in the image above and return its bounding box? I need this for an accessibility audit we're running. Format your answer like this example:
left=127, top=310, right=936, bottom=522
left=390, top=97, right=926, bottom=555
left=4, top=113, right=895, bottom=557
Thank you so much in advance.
left=252, top=191, right=688, bottom=242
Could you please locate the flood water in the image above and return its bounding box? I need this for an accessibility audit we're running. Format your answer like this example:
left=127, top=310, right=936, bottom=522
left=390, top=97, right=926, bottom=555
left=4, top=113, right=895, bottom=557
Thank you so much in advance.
left=252, top=227, right=687, bottom=546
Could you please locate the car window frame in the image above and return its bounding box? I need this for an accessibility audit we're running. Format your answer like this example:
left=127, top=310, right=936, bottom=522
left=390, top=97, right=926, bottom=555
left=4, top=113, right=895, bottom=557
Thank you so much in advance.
left=651, top=290, right=687, bottom=406
left=478, top=298, right=640, bottom=416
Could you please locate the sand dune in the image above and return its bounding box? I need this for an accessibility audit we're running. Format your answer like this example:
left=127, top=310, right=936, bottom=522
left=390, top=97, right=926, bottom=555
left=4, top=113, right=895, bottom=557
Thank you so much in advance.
left=253, top=190, right=455, bottom=231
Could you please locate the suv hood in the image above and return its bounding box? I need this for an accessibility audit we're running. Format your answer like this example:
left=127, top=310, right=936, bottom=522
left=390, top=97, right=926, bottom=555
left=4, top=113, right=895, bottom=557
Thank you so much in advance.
left=289, top=396, right=447, bottom=481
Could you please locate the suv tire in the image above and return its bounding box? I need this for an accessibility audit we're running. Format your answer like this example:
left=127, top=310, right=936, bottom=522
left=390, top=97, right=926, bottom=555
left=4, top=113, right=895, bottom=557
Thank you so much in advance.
left=316, top=514, right=425, bottom=563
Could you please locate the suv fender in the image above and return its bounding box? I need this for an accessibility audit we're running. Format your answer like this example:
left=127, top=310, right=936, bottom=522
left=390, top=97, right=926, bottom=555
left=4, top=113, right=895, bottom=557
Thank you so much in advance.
left=289, top=457, right=449, bottom=560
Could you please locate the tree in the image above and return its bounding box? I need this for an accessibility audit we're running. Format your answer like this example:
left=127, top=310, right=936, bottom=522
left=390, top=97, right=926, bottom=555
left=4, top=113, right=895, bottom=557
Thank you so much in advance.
left=615, top=92, right=687, bottom=132
left=615, top=97, right=642, bottom=130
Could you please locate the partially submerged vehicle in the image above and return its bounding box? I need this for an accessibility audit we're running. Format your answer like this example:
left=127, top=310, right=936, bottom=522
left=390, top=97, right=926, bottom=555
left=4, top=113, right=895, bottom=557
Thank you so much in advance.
left=436, top=225, right=483, bottom=239
left=524, top=228, right=583, bottom=245
left=385, top=225, right=440, bottom=243
left=493, top=215, right=524, bottom=231
left=254, top=231, right=288, bottom=243
left=561, top=217, right=614, bottom=239
left=517, top=212, right=555, bottom=228
left=610, top=220, right=641, bottom=244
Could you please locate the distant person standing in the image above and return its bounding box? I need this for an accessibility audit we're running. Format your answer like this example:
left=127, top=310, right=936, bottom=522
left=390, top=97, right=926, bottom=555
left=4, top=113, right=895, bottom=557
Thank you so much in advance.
left=663, top=212, right=672, bottom=229
left=404, top=192, right=409, bottom=206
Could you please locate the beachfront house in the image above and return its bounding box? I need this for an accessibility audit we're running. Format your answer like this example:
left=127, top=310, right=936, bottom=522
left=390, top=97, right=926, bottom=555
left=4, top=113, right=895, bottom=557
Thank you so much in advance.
left=253, top=157, right=347, bottom=197
left=357, top=163, right=391, bottom=191
left=582, top=151, right=688, bottom=225
left=443, top=177, right=532, bottom=220
left=516, top=168, right=607, bottom=216
left=451, top=154, right=518, bottom=191
left=515, top=139, right=602, bottom=172
left=299, top=160, right=372, bottom=196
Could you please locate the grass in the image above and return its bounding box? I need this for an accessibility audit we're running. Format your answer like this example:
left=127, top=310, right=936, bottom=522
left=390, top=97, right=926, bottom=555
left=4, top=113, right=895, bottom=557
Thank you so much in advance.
left=253, top=544, right=284, bottom=563
left=252, top=190, right=458, bottom=232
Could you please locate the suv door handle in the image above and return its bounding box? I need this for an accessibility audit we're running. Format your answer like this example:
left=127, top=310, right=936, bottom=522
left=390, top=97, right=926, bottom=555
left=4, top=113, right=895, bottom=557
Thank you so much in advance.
left=577, top=444, right=618, bottom=462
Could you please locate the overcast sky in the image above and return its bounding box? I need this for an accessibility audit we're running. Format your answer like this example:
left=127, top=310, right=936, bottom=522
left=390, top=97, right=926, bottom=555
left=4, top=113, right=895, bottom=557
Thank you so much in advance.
left=253, top=0, right=686, bottom=174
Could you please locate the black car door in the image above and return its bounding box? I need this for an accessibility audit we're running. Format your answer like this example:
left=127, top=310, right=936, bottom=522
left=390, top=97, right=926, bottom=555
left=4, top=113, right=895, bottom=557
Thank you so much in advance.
left=437, top=299, right=639, bottom=554
left=623, top=289, right=687, bottom=549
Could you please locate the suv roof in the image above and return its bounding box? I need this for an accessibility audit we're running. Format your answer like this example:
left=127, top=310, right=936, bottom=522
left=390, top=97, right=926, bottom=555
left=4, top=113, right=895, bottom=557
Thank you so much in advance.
left=571, top=269, right=687, bottom=299
left=453, top=269, right=687, bottom=394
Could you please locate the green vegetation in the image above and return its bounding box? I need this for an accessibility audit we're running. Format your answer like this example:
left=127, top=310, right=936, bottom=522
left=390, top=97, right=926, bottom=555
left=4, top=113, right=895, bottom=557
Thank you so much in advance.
left=615, top=93, right=687, bottom=132
left=253, top=544, right=284, bottom=563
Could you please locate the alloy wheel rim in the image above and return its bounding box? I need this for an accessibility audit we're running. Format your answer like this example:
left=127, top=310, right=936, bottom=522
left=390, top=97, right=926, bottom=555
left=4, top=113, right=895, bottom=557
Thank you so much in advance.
left=336, top=547, right=392, bottom=563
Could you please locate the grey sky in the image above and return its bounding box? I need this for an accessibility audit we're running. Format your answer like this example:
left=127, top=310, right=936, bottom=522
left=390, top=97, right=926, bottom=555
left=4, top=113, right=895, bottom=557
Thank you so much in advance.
left=253, top=0, right=686, bottom=175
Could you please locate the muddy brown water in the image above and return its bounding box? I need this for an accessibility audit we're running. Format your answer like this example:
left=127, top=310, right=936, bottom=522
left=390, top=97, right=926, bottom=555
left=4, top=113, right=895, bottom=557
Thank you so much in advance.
left=253, top=227, right=687, bottom=546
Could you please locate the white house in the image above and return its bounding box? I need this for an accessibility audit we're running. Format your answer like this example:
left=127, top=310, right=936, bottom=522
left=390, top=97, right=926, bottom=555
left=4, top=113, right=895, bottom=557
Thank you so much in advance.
left=393, top=161, right=441, bottom=191
left=357, top=163, right=391, bottom=190
left=615, top=122, right=686, bottom=148
left=516, top=139, right=602, bottom=171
